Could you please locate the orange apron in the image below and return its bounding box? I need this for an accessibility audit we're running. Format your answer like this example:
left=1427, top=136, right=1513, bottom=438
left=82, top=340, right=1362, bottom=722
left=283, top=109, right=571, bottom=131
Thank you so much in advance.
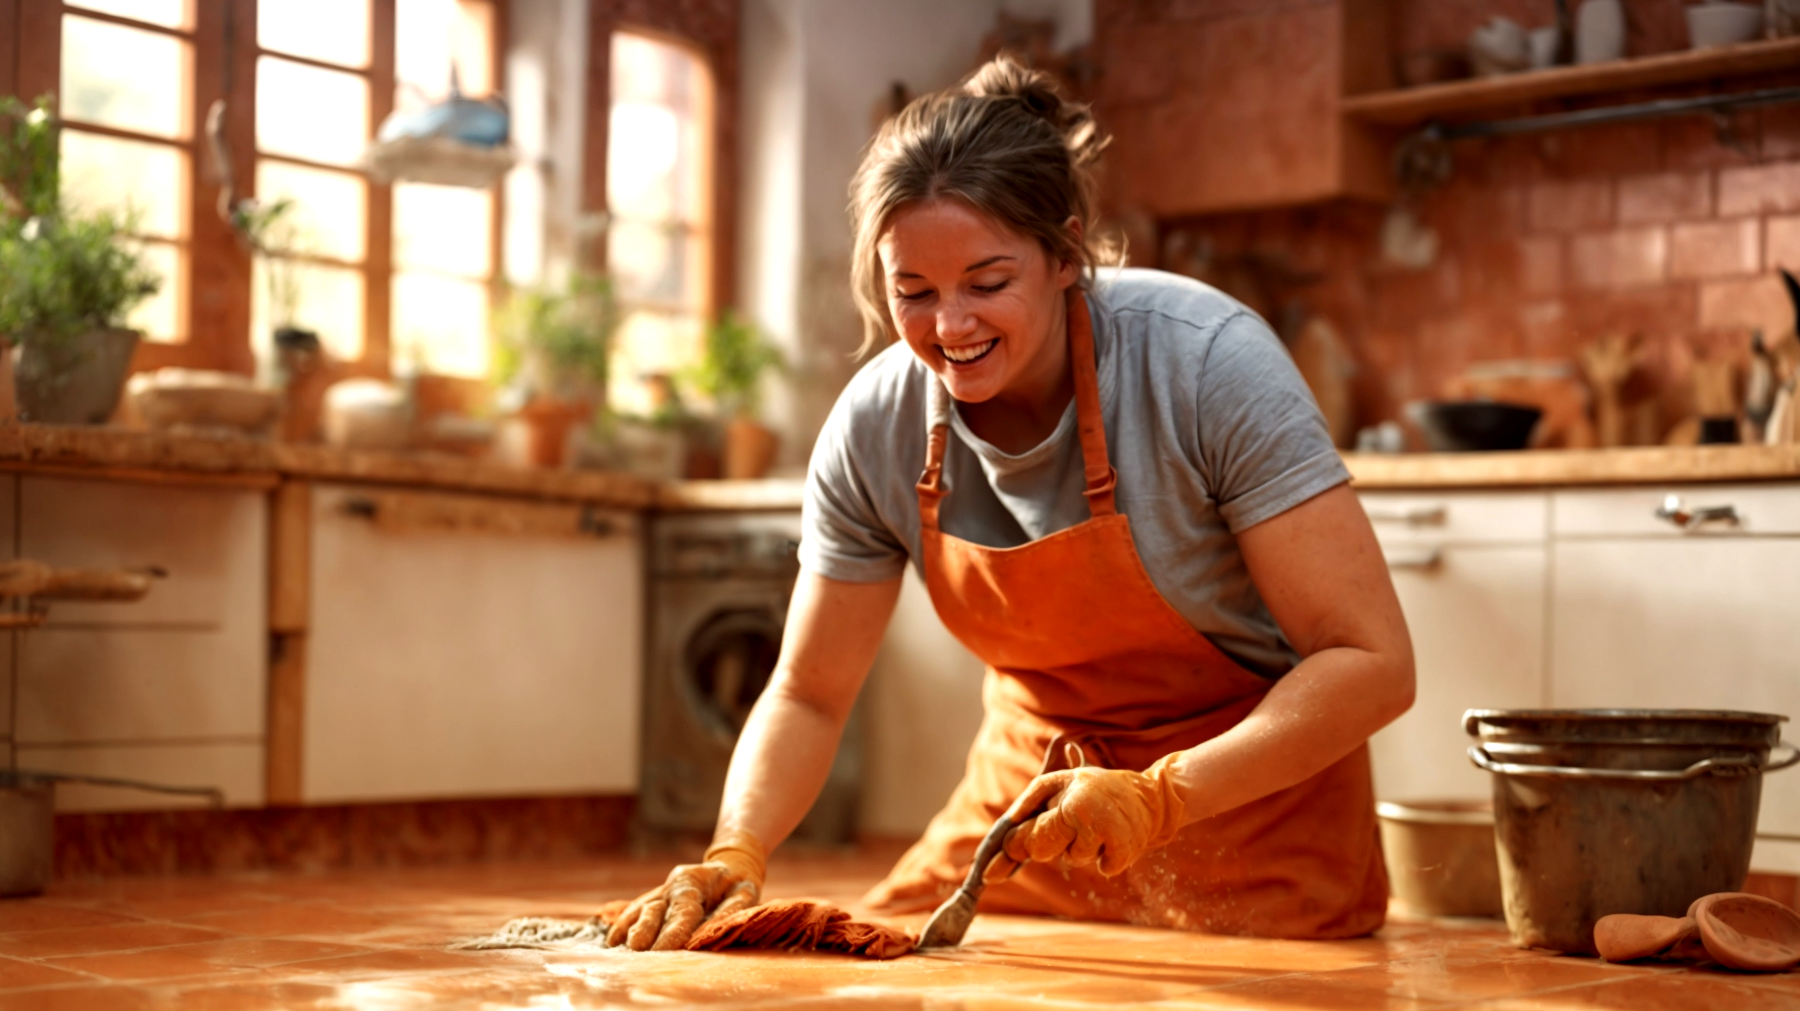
left=863, top=291, right=1388, bottom=939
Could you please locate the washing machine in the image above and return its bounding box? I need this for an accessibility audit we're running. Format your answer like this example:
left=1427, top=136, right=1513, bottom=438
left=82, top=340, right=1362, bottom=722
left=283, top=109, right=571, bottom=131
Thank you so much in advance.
left=640, top=510, right=862, bottom=843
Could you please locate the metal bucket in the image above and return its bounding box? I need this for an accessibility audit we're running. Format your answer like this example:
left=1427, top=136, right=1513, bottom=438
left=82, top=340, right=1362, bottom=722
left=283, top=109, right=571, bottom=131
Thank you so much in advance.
left=1465, top=709, right=1799, bottom=954
left=0, top=772, right=53, bottom=897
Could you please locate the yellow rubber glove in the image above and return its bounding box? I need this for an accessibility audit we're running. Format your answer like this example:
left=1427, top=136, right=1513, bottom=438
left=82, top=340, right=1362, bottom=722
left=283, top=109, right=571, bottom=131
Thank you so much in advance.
left=606, top=828, right=767, bottom=951
left=984, top=752, right=1186, bottom=881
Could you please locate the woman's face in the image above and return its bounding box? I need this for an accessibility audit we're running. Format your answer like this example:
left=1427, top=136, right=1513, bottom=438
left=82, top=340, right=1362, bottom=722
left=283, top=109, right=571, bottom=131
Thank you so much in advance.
left=877, top=198, right=1078, bottom=406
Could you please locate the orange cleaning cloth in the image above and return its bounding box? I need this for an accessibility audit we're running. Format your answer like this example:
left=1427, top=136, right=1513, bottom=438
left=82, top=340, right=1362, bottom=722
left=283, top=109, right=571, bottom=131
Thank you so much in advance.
left=595, top=898, right=915, bottom=959
left=686, top=899, right=916, bottom=959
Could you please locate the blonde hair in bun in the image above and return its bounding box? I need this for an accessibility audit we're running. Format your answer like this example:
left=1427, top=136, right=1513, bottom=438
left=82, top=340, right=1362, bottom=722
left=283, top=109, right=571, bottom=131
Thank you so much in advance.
left=848, top=54, right=1112, bottom=355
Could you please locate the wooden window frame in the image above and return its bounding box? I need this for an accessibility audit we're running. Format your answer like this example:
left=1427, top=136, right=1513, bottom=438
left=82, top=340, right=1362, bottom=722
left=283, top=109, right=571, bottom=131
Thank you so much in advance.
left=3, top=0, right=507, bottom=382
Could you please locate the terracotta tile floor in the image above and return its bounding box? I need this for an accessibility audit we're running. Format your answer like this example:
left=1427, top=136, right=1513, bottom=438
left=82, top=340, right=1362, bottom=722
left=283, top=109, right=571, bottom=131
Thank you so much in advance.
left=0, top=851, right=1795, bottom=1009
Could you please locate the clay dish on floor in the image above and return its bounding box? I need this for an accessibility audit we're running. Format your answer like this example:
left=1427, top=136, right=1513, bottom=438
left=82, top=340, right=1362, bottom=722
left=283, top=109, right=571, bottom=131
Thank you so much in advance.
left=1690, top=892, right=1800, bottom=972
left=1595, top=913, right=1697, bottom=962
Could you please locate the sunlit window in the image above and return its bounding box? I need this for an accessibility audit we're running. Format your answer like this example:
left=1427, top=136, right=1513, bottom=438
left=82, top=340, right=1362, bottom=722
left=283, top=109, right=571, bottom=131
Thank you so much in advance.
left=58, top=2, right=195, bottom=343
left=390, top=0, right=499, bottom=380
left=606, top=31, right=714, bottom=415
left=252, top=0, right=372, bottom=363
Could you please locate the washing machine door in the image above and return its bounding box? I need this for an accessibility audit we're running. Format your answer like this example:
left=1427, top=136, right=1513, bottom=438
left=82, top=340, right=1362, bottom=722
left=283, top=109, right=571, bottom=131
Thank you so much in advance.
left=684, top=607, right=784, bottom=743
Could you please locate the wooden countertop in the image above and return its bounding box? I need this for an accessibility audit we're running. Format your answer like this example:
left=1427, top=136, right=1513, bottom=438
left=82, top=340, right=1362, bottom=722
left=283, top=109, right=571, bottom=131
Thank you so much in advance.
left=1347, top=445, right=1800, bottom=489
left=10, top=426, right=1800, bottom=507
left=0, top=424, right=660, bottom=508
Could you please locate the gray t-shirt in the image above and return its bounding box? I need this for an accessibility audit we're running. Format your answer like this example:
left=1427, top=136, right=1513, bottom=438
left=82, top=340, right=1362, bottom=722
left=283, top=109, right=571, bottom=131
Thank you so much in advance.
left=800, top=268, right=1348, bottom=677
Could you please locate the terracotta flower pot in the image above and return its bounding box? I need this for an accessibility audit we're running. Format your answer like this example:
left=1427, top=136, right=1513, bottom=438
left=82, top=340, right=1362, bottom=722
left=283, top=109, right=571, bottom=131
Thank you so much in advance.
left=723, top=417, right=778, bottom=480
left=14, top=327, right=139, bottom=424
left=519, top=397, right=592, bottom=469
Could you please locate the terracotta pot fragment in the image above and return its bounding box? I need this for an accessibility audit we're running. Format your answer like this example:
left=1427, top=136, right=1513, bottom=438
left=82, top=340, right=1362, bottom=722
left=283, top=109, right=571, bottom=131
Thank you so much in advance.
left=1691, top=892, right=1800, bottom=972
left=1594, top=913, right=1697, bottom=963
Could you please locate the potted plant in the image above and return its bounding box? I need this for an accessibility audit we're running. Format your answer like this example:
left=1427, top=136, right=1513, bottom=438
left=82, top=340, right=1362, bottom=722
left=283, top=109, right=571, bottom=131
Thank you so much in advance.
left=492, top=273, right=616, bottom=467
left=686, top=311, right=785, bottom=480
left=0, top=96, right=160, bottom=424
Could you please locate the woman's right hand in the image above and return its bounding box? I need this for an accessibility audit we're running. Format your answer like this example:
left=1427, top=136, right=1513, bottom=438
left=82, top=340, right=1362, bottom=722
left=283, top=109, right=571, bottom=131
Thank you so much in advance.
left=606, top=829, right=767, bottom=950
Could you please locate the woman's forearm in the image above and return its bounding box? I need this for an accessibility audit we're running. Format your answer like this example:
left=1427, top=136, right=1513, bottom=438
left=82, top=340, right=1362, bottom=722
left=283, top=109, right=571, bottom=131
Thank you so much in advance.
left=1164, top=643, right=1413, bottom=825
left=716, top=674, right=854, bottom=849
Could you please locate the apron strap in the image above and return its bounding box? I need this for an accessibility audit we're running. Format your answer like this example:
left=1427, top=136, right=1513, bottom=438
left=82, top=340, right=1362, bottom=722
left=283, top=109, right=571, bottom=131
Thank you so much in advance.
left=917, top=379, right=954, bottom=527
left=1067, top=289, right=1118, bottom=519
left=915, top=288, right=1117, bottom=528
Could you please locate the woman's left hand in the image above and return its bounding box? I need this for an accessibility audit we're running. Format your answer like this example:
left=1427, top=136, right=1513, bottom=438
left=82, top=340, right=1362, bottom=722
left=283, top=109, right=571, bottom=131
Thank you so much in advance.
left=984, top=749, right=1186, bottom=880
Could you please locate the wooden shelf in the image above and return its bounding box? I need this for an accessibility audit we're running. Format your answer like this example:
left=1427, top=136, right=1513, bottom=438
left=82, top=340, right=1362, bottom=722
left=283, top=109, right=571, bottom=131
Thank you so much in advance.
left=1342, top=37, right=1800, bottom=126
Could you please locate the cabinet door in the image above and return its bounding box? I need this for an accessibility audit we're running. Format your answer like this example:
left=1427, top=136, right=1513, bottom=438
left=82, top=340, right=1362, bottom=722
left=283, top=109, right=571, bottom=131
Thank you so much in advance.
left=1551, top=538, right=1800, bottom=840
left=16, top=477, right=266, bottom=811
left=1371, top=544, right=1548, bottom=803
left=304, top=485, right=643, bottom=802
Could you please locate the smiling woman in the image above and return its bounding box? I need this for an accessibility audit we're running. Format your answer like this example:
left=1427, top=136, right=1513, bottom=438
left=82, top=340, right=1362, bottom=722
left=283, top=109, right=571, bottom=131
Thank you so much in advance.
left=610, top=54, right=1414, bottom=953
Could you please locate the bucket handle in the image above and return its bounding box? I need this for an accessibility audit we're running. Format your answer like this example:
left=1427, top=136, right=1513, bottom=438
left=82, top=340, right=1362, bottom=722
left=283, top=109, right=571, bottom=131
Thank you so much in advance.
left=1469, top=744, right=1800, bottom=780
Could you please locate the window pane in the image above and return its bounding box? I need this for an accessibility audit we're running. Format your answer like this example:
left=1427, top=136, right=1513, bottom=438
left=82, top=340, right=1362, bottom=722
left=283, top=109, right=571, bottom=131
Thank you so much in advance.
left=608, top=33, right=707, bottom=225
left=608, top=309, right=701, bottom=414
left=259, top=0, right=370, bottom=68
left=256, top=161, right=365, bottom=261
left=607, top=219, right=690, bottom=306
left=61, top=130, right=187, bottom=239
left=253, top=258, right=364, bottom=360
left=607, top=101, right=680, bottom=222
left=125, top=241, right=183, bottom=342
left=68, top=0, right=189, bottom=29
left=61, top=15, right=189, bottom=139
left=393, top=182, right=489, bottom=277
left=396, top=0, right=495, bottom=110
left=256, top=57, right=370, bottom=166
left=392, top=272, right=488, bottom=378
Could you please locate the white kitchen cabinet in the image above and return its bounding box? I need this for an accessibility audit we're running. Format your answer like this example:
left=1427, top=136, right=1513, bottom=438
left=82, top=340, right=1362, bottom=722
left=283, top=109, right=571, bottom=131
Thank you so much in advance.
left=304, top=484, right=643, bottom=802
left=1361, top=491, right=1549, bottom=803
left=14, top=476, right=266, bottom=811
left=1550, top=488, right=1800, bottom=852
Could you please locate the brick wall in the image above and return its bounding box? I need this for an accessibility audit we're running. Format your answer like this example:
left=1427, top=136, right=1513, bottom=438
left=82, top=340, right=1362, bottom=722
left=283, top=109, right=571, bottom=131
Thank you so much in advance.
left=1151, top=0, right=1800, bottom=441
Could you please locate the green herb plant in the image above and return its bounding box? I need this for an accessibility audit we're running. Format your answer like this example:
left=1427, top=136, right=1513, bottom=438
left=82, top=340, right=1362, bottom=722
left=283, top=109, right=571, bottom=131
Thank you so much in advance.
left=685, top=310, right=784, bottom=419
left=492, top=273, right=618, bottom=400
left=0, top=95, right=160, bottom=347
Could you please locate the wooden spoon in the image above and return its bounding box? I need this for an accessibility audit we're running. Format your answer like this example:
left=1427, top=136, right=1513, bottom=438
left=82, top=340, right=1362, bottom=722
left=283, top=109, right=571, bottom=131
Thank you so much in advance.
left=1690, top=892, right=1800, bottom=972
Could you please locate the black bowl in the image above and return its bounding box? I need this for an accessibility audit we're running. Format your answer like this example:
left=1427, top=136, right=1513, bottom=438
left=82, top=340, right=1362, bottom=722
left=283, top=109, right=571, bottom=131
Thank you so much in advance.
left=1408, top=401, right=1542, bottom=452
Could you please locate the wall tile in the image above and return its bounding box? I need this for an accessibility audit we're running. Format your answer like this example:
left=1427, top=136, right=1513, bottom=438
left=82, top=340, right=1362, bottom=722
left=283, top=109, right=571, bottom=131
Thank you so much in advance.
left=1698, top=275, right=1792, bottom=335
left=1763, top=106, right=1800, bottom=162
left=1670, top=219, right=1761, bottom=280
left=1662, top=114, right=1762, bottom=172
left=1528, top=179, right=1613, bottom=233
left=1617, top=171, right=1712, bottom=224
left=1768, top=215, right=1800, bottom=274
left=1569, top=228, right=1667, bottom=289
left=1519, top=237, right=1564, bottom=297
left=1719, top=162, right=1800, bottom=217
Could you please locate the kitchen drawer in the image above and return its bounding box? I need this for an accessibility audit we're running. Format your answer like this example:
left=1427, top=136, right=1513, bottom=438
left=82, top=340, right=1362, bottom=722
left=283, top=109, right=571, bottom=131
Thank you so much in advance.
left=16, top=742, right=263, bottom=811
left=1358, top=490, right=1547, bottom=547
left=21, top=477, right=267, bottom=627
left=1553, top=483, right=1800, bottom=538
left=16, top=626, right=265, bottom=742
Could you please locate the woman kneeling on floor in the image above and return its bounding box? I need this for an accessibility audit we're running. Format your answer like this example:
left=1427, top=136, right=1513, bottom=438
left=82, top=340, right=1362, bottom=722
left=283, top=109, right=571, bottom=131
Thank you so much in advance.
left=609, top=54, right=1415, bottom=949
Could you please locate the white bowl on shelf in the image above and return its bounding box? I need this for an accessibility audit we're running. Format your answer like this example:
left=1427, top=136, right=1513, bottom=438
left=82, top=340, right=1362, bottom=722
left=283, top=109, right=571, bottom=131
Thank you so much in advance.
left=1688, top=1, right=1765, bottom=48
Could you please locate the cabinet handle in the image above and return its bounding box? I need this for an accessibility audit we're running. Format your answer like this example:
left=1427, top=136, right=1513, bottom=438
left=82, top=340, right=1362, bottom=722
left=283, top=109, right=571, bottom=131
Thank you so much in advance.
left=1365, top=505, right=1447, bottom=527
left=1383, top=548, right=1442, bottom=572
left=1654, top=494, right=1741, bottom=532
